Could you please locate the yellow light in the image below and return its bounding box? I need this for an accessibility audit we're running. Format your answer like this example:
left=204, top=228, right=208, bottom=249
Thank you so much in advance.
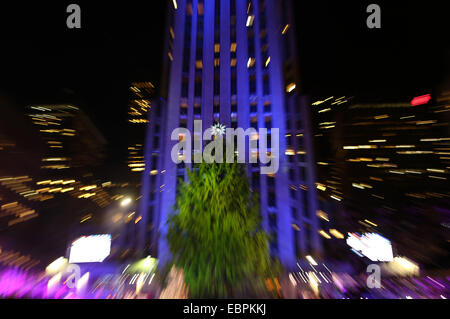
left=329, top=229, right=344, bottom=239
left=46, top=257, right=68, bottom=275
left=150, top=170, right=158, bottom=175
left=121, top=197, right=132, bottom=207
left=247, top=57, right=255, bottom=68
left=172, top=0, right=178, bottom=10
left=364, top=219, right=378, bottom=227
left=308, top=272, right=320, bottom=297
left=316, top=210, right=329, bottom=221
left=319, top=230, right=331, bottom=239
left=265, top=56, right=271, bottom=67
left=285, top=149, right=295, bottom=156
left=286, top=83, right=296, bottom=93
left=80, top=214, right=92, bottom=223
left=128, top=163, right=145, bottom=168
left=246, top=15, right=254, bottom=27
left=282, top=24, right=290, bottom=34
left=80, top=185, right=97, bottom=191
left=136, top=272, right=146, bottom=294
left=306, top=255, right=318, bottom=266
left=374, top=114, right=389, bottom=120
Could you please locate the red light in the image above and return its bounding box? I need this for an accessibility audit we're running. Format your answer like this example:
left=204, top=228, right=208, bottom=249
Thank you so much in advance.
left=411, top=94, right=431, bottom=106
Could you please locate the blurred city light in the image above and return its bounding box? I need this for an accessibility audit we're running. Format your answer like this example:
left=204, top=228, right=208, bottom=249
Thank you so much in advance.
left=120, top=197, right=132, bottom=207
left=45, top=257, right=68, bottom=275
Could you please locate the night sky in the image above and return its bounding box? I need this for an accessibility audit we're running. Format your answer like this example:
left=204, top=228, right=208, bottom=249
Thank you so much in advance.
left=1, top=0, right=448, bottom=164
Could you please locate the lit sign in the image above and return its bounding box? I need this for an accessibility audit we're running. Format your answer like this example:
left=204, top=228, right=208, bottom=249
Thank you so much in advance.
left=346, top=233, right=393, bottom=262
left=69, top=234, right=111, bottom=263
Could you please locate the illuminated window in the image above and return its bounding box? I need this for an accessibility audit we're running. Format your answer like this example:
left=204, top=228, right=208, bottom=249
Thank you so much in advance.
left=286, top=83, right=296, bottom=93
left=247, top=57, right=255, bottom=68
left=198, top=2, right=204, bottom=15
left=246, top=15, right=254, bottom=27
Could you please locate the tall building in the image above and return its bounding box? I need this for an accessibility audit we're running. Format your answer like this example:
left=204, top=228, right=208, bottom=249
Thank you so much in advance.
left=140, top=0, right=321, bottom=268
left=312, top=94, right=449, bottom=268
left=127, top=82, right=155, bottom=179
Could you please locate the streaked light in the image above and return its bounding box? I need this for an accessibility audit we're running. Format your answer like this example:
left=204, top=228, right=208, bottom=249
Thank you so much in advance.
left=411, top=94, right=431, bottom=106
left=316, top=210, right=329, bottom=221
left=80, top=185, right=97, bottom=191
left=172, top=0, right=178, bottom=10
left=246, top=15, right=255, bottom=27
left=319, top=230, right=331, bottom=239
left=47, top=273, right=62, bottom=291
left=365, top=219, right=378, bottom=227
left=247, top=57, right=255, bottom=68
left=46, top=257, right=68, bottom=275
left=76, top=272, right=90, bottom=291
left=286, top=83, right=296, bottom=93
left=121, top=197, right=132, bottom=207
left=329, top=229, right=344, bottom=239
left=330, top=195, right=342, bottom=201
left=306, top=255, right=318, bottom=266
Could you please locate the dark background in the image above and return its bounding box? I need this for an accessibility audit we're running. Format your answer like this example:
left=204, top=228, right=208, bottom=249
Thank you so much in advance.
left=0, top=0, right=448, bottom=167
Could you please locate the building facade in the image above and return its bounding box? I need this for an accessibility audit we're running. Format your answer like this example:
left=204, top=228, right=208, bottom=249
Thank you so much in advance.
left=140, top=0, right=321, bottom=268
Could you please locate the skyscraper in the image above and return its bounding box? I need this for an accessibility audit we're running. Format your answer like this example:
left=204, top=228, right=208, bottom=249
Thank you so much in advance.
left=140, top=0, right=321, bottom=268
